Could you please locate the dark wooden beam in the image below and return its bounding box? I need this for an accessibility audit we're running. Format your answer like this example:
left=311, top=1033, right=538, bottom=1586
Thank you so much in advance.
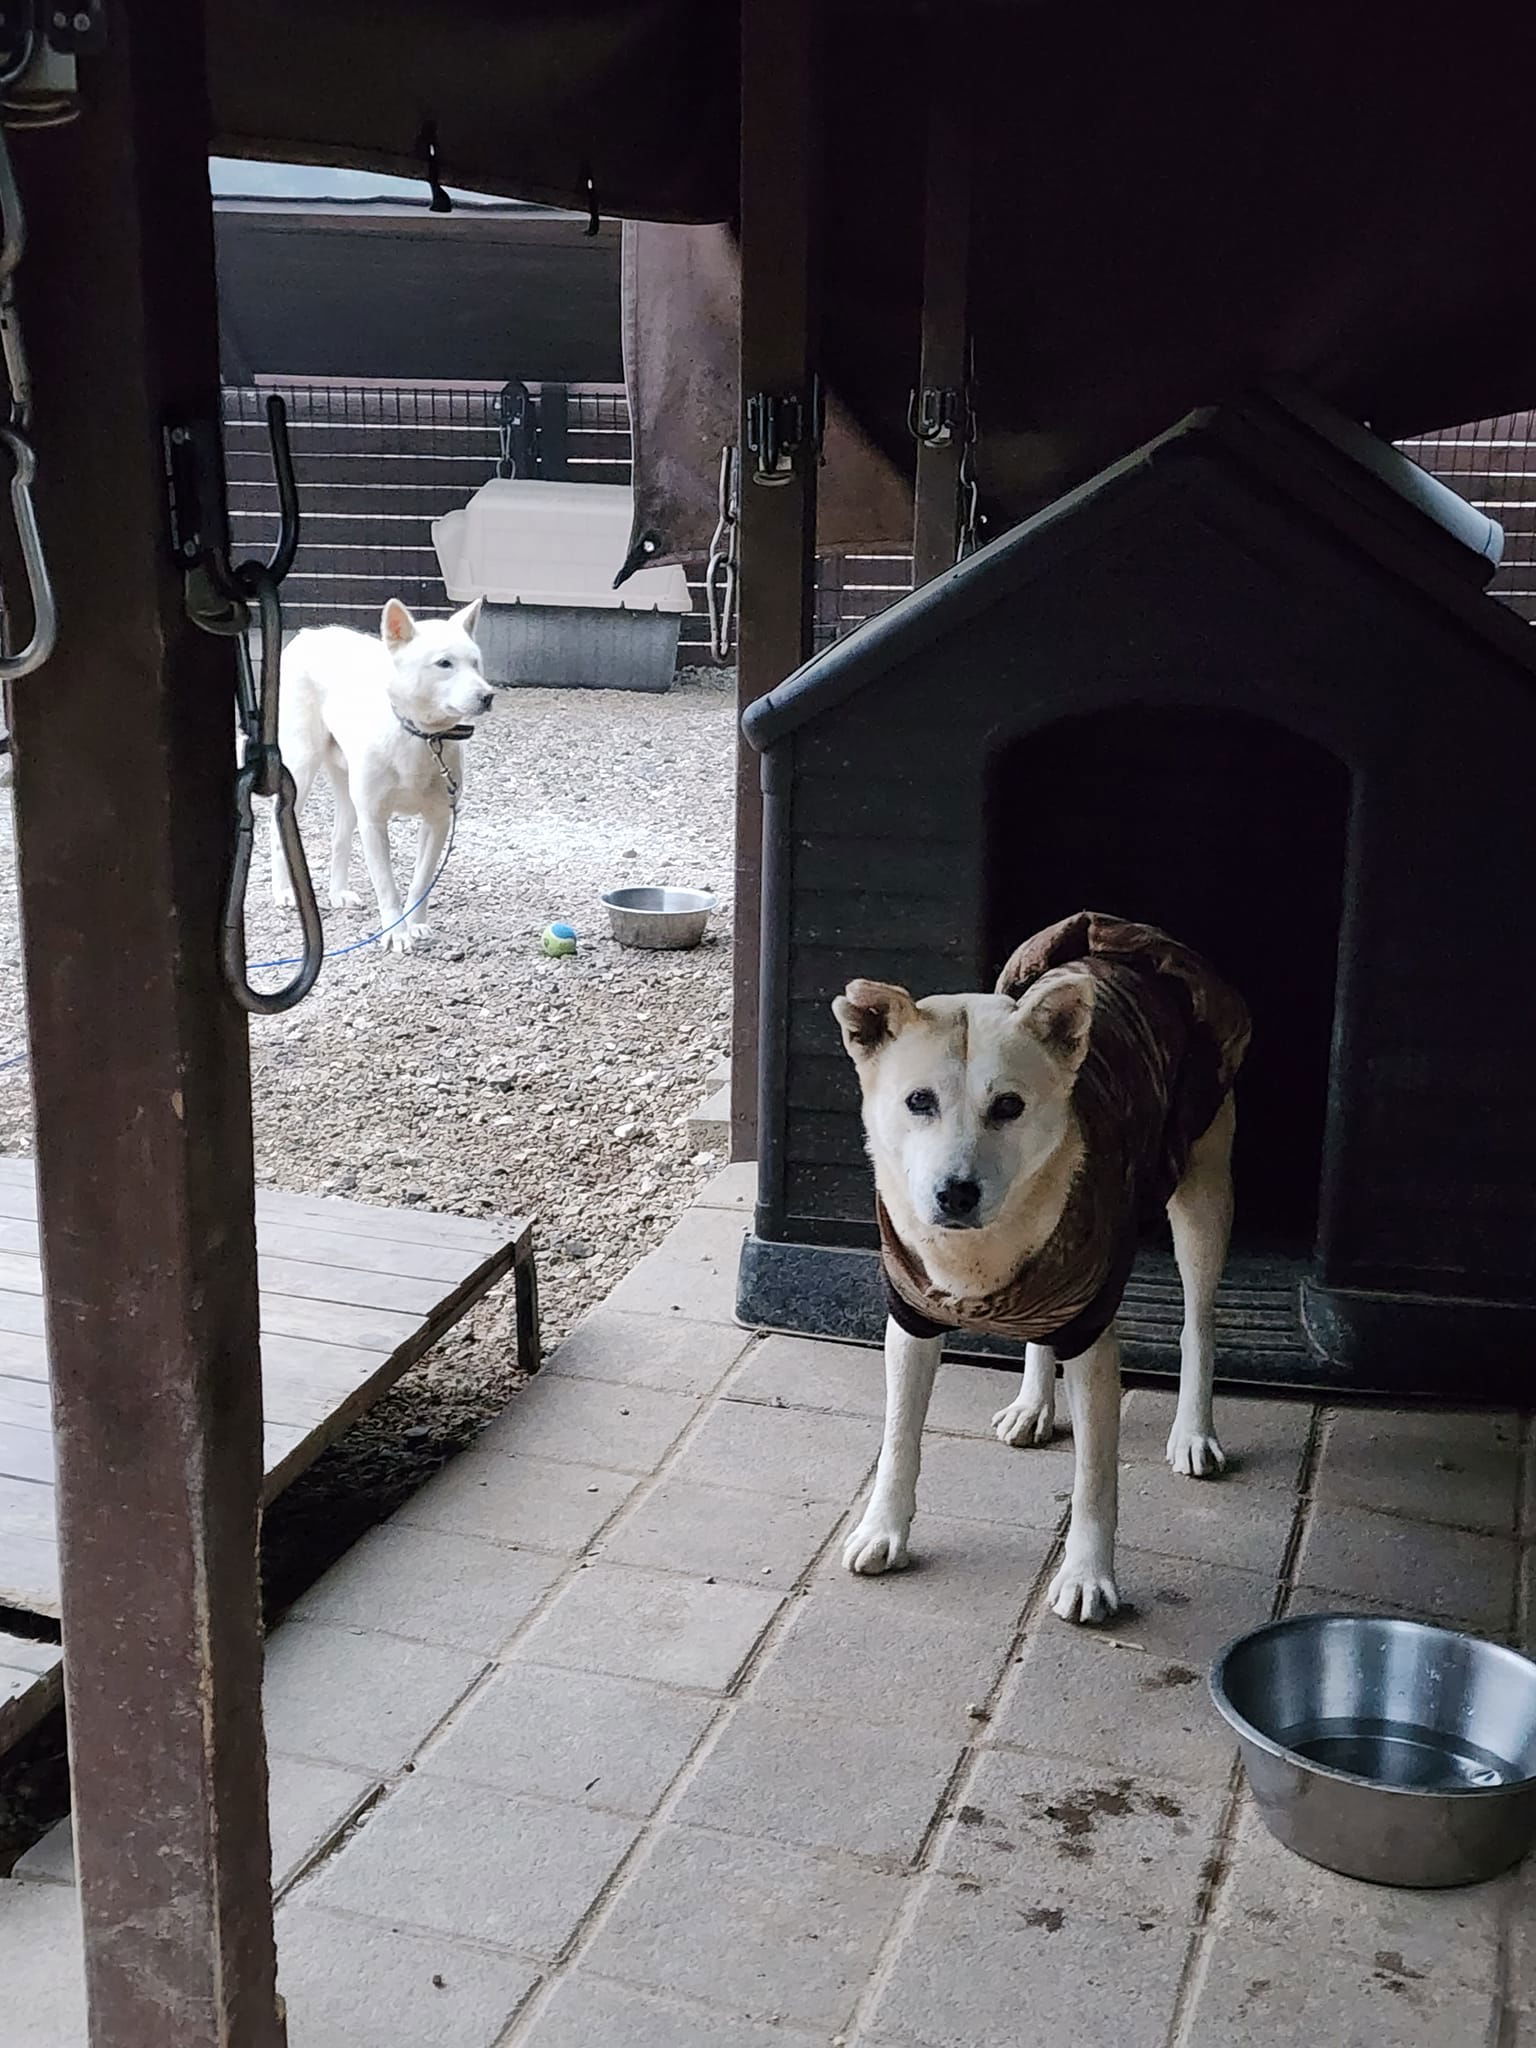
left=5, top=10, right=283, bottom=2044
left=911, top=78, right=972, bottom=587
left=731, top=0, right=821, bottom=1161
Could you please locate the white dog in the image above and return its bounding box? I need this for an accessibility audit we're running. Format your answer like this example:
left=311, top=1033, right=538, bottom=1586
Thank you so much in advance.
left=273, top=597, right=492, bottom=952
left=834, top=912, right=1249, bottom=1625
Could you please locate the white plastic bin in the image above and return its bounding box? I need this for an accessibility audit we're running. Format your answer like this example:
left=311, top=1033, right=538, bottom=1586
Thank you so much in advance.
left=432, top=479, right=692, bottom=693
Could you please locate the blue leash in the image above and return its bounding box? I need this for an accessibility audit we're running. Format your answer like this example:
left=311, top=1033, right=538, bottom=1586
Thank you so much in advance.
left=0, top=809, right=458, bottom=1074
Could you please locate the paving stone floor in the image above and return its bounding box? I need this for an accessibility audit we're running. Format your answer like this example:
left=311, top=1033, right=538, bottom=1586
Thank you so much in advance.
left=4, top=1164, right=1533, bottom=2046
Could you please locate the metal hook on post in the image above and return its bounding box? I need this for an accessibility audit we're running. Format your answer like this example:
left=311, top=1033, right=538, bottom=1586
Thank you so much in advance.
left=705, top=442, right=740, bottom=660
left=0, top=121, right=56, bottom=681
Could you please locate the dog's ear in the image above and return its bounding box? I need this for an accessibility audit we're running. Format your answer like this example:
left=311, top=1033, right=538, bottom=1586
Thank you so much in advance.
left=451, top=595, right=484, bottom=640
left=1015, top=968, right=1095, bottom=1072
left=833, top=979, right=918, bottom=1061
left=382, top=598, right=418, bottom=650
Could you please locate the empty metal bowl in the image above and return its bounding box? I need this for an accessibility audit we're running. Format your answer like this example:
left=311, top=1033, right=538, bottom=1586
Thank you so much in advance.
left=1211, top=1613, right=1536, bottom=1887
left=601, top=886, right=714, bottom=950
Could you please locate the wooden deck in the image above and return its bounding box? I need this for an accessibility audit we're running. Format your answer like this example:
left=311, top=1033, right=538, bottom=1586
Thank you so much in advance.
left=0, top=1154, right=535, bottom=1630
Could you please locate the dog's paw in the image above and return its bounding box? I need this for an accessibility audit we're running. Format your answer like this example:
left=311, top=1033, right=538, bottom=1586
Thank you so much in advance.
left=329, top=887, right=364, bottom=910
left=842, top=1515, right=913, bottom=1576
left=406, top=919, right=431, bottom=942
left=381, top=926, right=414, bottom=955
left=1166, top=1424, right=1227, bottom=1478
left=993, top=1394, right=1057, bottom=1447
left=1048, top=1557, right=1121, bottom=1625
left=271, top=882, right=297, bottom=911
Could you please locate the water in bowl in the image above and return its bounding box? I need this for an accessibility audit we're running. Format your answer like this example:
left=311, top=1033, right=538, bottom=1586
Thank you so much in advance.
left=1281, top=1715, right=1515, bottom=1791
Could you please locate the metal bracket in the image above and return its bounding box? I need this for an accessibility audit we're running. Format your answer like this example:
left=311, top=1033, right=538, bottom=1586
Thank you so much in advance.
left=43, top=1, right=105, bottom=55
left=908, top=384, right=960, bottom=447
left=745, top=380, right=822, bottom=487
left=162, top=415, right=232, bottom=572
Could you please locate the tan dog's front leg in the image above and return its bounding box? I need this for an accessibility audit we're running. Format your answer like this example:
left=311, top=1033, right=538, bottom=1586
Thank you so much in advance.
left=843, top=1318, right=941, bottom=1576
left=1049, top=1330, right=1121, bottom=1623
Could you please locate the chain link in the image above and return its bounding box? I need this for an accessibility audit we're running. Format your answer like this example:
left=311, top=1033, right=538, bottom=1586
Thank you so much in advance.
left=705, top=442, right=740, bottom=661
left=0, top=123, right=56, bottom=682
left=956, top=336, right=982, bottom=562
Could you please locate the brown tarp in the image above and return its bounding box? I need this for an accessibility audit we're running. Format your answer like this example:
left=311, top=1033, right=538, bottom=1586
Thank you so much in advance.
left=209, top=3, right=1536, bottom=542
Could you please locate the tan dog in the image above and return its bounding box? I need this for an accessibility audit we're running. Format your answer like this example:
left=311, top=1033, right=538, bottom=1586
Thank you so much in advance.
left=833, top=913, right=1247, bottom=1623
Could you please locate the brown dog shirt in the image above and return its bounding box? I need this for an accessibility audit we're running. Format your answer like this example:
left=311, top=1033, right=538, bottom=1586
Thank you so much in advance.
left=878, top=912, right=1250, bottom=1360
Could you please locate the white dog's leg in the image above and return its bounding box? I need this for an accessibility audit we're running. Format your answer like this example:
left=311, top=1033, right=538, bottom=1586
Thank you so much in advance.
left=843, top=1318, right=942, bottom=1576
left=1165, top=1093, right=1235, bottom=1478
left=993, top=1343, right=1058, bottom=1447
left=1049, top=1330, right=1121, bottom=1624
left=356, top=814, right=410, bottom=954
left=327, top=752, right=364, bottom=910
left=404, top=807, right=450, bottom=942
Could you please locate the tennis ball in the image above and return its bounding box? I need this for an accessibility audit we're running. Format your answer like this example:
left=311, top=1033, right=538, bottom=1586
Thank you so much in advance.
left=541, top=922, right=577, bottom=957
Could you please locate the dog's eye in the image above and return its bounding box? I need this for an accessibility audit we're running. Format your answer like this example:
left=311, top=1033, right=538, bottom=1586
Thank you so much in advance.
left=989, top=1093, right=1026, bottom=1123
left=435, top=656, right=454, bottom=669
left=904, top=1089, right=939, bottom=1117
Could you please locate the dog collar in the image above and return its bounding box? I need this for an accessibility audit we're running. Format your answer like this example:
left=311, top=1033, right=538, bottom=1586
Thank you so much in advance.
left=396, top=714, right=475, bottom=742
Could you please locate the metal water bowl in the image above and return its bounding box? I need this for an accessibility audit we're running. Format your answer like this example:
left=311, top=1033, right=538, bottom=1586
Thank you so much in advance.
left=1211, top=1613, right=1536, bottom=1887
left=600, top=886, right=714, bottom=951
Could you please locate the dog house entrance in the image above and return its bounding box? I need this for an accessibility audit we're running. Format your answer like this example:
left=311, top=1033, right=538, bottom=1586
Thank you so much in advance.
left=984, top=707, right=1351, bottom=1257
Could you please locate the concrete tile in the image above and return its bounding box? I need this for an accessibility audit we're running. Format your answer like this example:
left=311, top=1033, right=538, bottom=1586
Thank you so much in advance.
left=724, top=1332, right=885, bottom=1418
left=809, top=1513, right=1059, bottom=1631
left=1120, top=1387, right=1313, bottom=1490
left=750, top=1595, right=1009, bottom=1736
left=668, top=1399, right=875, bottom=1503
left=1115, top=1461, right=1297, bottom=1575
left=695, top=1162, right=757, bottom=1213
left=1295, top=1502, right=1518, bottom=1636
left=580, top=1826, right=903, bottom=2030
left=674, top=1700, right=960, bottom=1864
left=1510, top=1850, right=1535, bottom=2009
left=418, top=1660, right=716, bottom=1818
left=277, top=1900, right=538, bottom=2048
left=1182, top=1932, right=1499, bottom=2048
left=0, top=1879, right=86, bottom=2048
left=543, top=1309, right=752, bottom=1399
left=306, top=1773, right=636, bottom=1960
left=868, top=1874, right=1187, bottom=2048
left=936, top=1748, right=1225, bottom=1923
left=600, top=1477, right=842, bottom=1587
left=394, top=1449, right=638, bottom=1555
left=515, top=1563, right=781, bottom=1692
left=474, top=1372, right=697, bottom=1475
left=11, top=1815, right=73, bottom=1885
left=288, top=1523, right=561, bottom=1654
left=726, top=1337, right=1028, bottom=1447
left=989, top=1549, right=1275, bottom=1786
left=906, top=1432, right=1073, bottom=1529
left=269, top=1753, right=380, bottom=1890
left=1216, top=1806, right=1506, bottom=1993
left=263, top=1621, right=486, bottom=1773
left=1315, top=1406, right=1521, bottom=1535
left=601, top=1208, right=745, bottom=1324
left=525, top=1974, right=820, bottom=2045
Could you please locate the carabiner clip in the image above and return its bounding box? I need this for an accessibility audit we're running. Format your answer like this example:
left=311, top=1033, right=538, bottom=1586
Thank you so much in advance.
left=221, top=757, right=324, bottom=1015
left=0, top=425, right=56, bottom=679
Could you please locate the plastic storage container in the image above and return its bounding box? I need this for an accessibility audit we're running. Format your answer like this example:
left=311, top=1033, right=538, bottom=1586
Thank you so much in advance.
left=432, top=479, right=692, bottom=693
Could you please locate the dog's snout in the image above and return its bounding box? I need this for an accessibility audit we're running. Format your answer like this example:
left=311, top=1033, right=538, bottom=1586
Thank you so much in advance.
left=935, top=1177, right=982, bottom=1221
left=473, top=689, right=494, bottom=715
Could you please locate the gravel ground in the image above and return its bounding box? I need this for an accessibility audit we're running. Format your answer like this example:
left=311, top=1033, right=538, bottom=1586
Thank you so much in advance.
left=0, top=665, right=736, bottom=1610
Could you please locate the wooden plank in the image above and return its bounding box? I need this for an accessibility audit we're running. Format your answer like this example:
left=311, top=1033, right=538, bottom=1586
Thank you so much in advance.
left=0, top=1421, right=54, bottom=1486
left=0, top=1634, right=63, bottom=1755
left=733, top=0, right=822, bottom=1163
left=2, top=8, right=288, bottom=2034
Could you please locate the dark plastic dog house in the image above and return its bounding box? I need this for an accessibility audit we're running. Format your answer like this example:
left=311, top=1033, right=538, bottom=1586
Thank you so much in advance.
left=737, top=386, right=1536, bottom=1397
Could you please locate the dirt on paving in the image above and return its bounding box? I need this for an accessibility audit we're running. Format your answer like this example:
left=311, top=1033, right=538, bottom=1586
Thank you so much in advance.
left=0, top=664, right=737, bottom=1611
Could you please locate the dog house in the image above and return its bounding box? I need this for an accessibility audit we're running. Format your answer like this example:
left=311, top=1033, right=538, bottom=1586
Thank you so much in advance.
left=737, top=386, right=1536, bottom=1398
left=433, top=479, right=692, bottom=692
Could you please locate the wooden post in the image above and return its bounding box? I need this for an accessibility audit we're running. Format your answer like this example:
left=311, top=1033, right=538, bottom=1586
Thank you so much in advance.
left=911, top=80, right=972, bottom=587
left=536, top=381, right=569, bottom=479
left=4, top=9, right=284, bottom=2045
left=731, top=0, right=821, bottom=1161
